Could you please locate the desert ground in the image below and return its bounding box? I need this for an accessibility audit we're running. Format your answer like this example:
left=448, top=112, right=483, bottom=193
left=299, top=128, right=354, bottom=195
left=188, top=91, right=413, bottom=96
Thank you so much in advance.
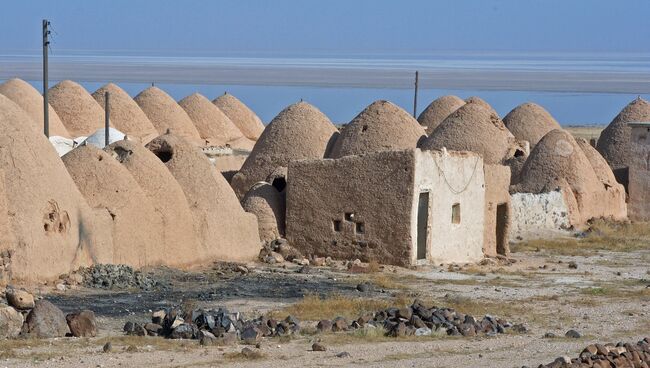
left=565, top=125, right=605, bottom=142
left=1, top=220, right=648, bottom=368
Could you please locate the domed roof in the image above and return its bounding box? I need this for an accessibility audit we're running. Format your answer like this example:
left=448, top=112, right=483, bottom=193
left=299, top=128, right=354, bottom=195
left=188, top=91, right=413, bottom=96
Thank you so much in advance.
left=417, top=95, right=466, bottom=134
left=516, top=129, right=601, bottom=194
left=420, top=102, right=512, bottom=164
left=0, top=78, right=70, bottom=137
left=146, top=133, right=261, bottom=261
left=105, top=139, right=201, bottom=267
left=329, top=100, right=425, bottom=159
left=576, top=138, right=618, bottom=187
left=242, top=182, right=285, bottom=242
left=231, top=101, right=338, bottom=198
left=178, top=93, right=244, bottom=146
left=48, top=80, right=105, bottom=137
left=133, top=87, right=203, bottom=145
left=596, top=97, right=650, bottom=170
left=92, top=83, right=158, bottom=143
left=213, top=93, right=265, bottom=140
left=62, top=144, right=164, bottom=268
left=465, top=96, right=499, bottom=117
left=0, top=94, right=107, bottom=281
left=503, top=102, right=561, bottom=148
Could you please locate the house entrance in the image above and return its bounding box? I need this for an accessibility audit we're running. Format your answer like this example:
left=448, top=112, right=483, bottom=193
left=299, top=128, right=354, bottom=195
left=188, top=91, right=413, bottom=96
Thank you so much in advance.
left=496, top=203, right=508, bottom=255
left=416, top=192, right=429, bottom=260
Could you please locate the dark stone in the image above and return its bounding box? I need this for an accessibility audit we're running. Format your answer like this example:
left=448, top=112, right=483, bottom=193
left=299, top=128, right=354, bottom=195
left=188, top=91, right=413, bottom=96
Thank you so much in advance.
left=397, top=307, right=412, bottom=320
left=123, top=321, right=135, bottom=333
left=565, top=329, right=581, bottom=339
left=21, top=300, right=69, bottom=338
left=144, top=323, right=162, bottom=336
left=316, top=320, right=332, bottom=332
left=102, top=342, right=112, bottom=353
left=66, top=310, right=98, bottom=337
left=312, top=342, right=327, bottom=352
left=356, top=283, right=370, bottom=292
left=170, top=323, right=196, bottom=339
left=336, top=351, right=351, bottom=358
left=241, top=325, right=261, bottom=343
left=332, top=317, right=348, bottom=332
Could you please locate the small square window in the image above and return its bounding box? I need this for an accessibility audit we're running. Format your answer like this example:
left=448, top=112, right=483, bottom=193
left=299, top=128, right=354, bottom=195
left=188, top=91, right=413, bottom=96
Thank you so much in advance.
left=356, top=222, right=365, bottom=234
left=333, top=220, right=342, bottom=232
left=345, top=213, right=355, bottom=221
left=451, top=203, right=461, bottom=224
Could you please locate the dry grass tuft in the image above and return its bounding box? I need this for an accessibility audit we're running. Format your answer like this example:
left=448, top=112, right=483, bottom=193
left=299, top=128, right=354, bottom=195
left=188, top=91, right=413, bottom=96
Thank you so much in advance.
left=224, top=349, right=265, bottom=361
left=511, top=220, right=650, bottom=255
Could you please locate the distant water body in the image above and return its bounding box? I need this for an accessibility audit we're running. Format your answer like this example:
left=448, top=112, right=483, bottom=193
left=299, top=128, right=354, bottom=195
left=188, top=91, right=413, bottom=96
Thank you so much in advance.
left=1, top=50, right=649, bottom=124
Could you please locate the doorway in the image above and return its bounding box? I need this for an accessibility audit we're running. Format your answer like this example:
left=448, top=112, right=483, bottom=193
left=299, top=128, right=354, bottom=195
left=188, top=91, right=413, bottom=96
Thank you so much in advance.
left=496, top=203, right=508, bottom=255
left=416, top=192, right=429, bottom=260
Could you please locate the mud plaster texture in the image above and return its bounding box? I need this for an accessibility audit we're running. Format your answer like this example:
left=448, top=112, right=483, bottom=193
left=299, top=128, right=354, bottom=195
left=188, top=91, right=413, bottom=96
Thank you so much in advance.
left=48, top=80, right=105, bottom=137
left=212, top=93, right=265, bottom=140
left=503, top=102, right=561, bottom=149
left=105, top=139, right=202, bottom=267
left=0, top=95, right=109, bottom=283
left=417, top=95, right=466, bottom=135
left=329, top=100, right=426, bottom=159
left=62, top=145, right=165, bottom=268
left=510, top=190, right=571, bottom=240
left=146, top=133, right=261, bottom=261
left=91, top=83, right=158, bottom=144
left=133, top=87, right=203, bottom=146
left=231, top=101, right=338, bottom=198
left=286, top=148, right=485, bottom=266
left=0, top=78, right=70, bottom=137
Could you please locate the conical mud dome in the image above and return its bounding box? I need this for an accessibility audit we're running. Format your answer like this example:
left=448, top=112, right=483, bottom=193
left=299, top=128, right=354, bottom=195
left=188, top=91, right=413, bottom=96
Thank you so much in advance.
left=179, top=93, right=244, bottom=146
left=134, top=87, right=203, bottom=145
left=330, top=100, right=425, bottom=159
left=0, top=95, right=109, bottom=282
left=0, top=78, right=70, bottom=137
left=105, top=139, right=202, bottom=267
left=242, top=182, right=285, bottom=242
left=503, top=102, right=561, bottom=148
left=231, top=101, right=338, bottom=198
left=63, top=145, right=164, bottom=268
left=417, top=95, right=465, bottom=135
left=146, top=133, right=261, bottom=261
left=213, top=93, right=265, bottom=140
left=92, top=83, right=158, bottom=143
left=48, top=80, right=105, bottom=137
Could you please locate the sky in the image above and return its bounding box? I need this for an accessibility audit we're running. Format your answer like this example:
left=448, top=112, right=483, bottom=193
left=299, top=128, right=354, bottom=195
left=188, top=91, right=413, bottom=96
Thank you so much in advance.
left=1, top=0, right=649, bottom=124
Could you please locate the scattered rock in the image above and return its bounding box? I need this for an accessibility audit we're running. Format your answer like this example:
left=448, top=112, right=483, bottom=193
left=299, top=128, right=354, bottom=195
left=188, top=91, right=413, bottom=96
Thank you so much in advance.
left=336, top=351, right=351, bottom=358
left=21, top=300, right=69, bottom=338
left=102, top=342, right=112, bottom=353
left=66, top=310, right=98, bottom=337
left=356, top=283, right=370, bottom=292
left=79, top=264, right=159, bottom=291
left=543, top=332, right=556, bottom=338
left=316, top=320, right=332, bottom=332
left=312, top=342, right=327, bottom=351
left=568, top=261, right=578, bottom=269
left=5, top=288, right=35, bottom=310
left=565, top=329, right=581, bottom=338
left=0, top=306, right=24, bottom=338
left=536, top=338, right=650, bottom=367
left=331, top=317, right=348, bottom=332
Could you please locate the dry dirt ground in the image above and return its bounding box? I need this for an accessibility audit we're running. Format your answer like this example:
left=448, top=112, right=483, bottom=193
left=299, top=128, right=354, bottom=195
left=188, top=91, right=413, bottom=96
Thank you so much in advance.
left=1, top=222, right=649, bottom=368
left=565, top=125, right=605, bottom=142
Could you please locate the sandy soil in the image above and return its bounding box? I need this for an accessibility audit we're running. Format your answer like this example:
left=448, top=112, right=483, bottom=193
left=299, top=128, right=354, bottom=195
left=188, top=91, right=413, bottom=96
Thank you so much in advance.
left=1, top=244, right=648, bottom=368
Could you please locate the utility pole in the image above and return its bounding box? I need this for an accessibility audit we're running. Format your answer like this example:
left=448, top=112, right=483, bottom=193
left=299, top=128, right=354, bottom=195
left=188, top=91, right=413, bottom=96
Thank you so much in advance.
left=104, top=91, right=110, bottom=147
left=42, top=19, right=50, bottom=137
left=413, top=71, right=419, bottom=118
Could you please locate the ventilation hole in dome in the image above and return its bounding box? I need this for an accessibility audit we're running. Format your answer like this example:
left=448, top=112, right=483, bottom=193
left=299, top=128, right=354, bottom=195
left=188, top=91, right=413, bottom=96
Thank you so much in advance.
left=514, top=149, right=525, bottom=158
left=361, top=125, right=368, bottom=132
left=154, top=149, right=173, bottom=163
left=272, top=177, right=286, bottom=192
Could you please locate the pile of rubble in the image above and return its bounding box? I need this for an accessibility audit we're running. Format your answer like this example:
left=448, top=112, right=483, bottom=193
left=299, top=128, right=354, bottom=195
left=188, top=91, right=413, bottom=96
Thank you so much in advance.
left=532, top=338, right=650, bottom=368
left=78, top=264, right=160, bottom=290
left=316, top=300, right=524, bottom=338
left=0, top=287, right=97, bottom=339
left=124, top=306, right=299, bottom=344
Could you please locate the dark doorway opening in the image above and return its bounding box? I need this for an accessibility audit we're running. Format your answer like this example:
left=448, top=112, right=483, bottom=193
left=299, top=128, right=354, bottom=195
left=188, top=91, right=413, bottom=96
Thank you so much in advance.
left=416, top=192, right=429, bottom=260
left=272, top=177, right=287, bottom=192
left=496, top=203, right=508, bottom=255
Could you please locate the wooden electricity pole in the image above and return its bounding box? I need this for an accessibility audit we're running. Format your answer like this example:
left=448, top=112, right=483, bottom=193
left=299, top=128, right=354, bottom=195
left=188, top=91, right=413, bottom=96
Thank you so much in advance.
left=42, top=19, right=50, bottom=137
left=413, top=71, right=419, bottom=118
left=104, top=91, right=110, bottom=147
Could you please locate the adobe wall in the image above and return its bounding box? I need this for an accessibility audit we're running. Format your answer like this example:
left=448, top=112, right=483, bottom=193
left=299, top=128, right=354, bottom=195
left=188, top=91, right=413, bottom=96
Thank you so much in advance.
left=412, top=150, right=485, bottom=264
left=483, top=164, right=512, bottom=256
left=628, top=124, right=650, bottom=221
left=509, top=191, right=572, bottom=240
left=286, top=150, right=416, bottom=266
